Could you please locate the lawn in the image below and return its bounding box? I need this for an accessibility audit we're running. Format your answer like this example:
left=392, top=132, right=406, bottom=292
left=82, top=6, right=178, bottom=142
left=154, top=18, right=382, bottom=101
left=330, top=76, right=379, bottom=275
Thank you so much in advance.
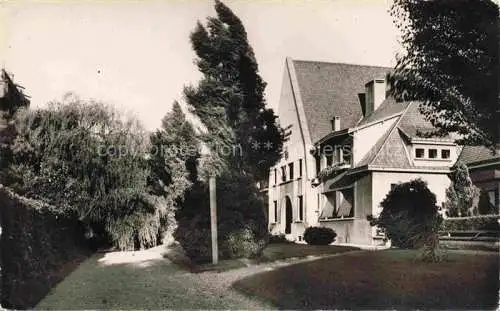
left=260, top=243, right=359, bottom=262
left=36, top=247, right=270, bottom=310
left=167, top=242, right=360, bottom=273
left=36, top=243, right=358, bottom=309
left=233, top=249, right=500, bottom=310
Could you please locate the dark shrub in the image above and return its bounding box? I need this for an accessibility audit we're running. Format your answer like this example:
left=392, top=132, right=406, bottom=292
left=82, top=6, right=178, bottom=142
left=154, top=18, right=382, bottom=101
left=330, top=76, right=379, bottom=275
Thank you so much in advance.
left=369, top=179, right=442, bottom=251
left=303, top=227, right=337, bottom=245
left=174, top=171, right=268, bottom=263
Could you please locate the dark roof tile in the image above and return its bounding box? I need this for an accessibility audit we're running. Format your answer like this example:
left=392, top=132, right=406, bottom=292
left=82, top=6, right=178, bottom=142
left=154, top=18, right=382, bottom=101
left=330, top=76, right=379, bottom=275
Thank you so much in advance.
left=292, top=60, right=390, bottom=142
left=357, top=97, right=408, bottom=126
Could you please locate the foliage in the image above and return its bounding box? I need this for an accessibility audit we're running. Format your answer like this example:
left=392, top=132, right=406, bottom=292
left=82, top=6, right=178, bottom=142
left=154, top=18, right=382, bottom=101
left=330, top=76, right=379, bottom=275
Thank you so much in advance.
left=477, top=191, right=497, bottom=215
left=6, top=95, right=164, bottom=250
left=268, top=233, right=292, bottom=244
left=174, top=0, right=282, bottom=263
left=443, top=161, right=480, bottom=217
left=388, top=0, right=499, bottom=147
left=369, top=179, right=442, bottom=261
left=148, top=101, right=200, bottom=242
left=0, top=186, right=89, bottom=309
left=185, top=0, right=283, bottom=180
left=0, top=70, right=30, bottom=178
left=303, top=227, right=337, bottom=245
left=174, top=171, right=268, bottom=263
left=441, top=215, right=500, bottom=232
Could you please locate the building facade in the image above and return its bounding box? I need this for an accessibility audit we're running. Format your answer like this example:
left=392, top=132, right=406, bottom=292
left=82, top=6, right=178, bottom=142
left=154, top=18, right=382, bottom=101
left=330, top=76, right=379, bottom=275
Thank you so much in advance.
left=266, top=58, right=459, bottom=246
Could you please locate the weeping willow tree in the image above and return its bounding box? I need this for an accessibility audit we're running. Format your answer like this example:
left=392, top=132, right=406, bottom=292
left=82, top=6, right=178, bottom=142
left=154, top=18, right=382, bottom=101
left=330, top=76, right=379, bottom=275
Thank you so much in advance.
left=7, top=94, right=166, bottom=250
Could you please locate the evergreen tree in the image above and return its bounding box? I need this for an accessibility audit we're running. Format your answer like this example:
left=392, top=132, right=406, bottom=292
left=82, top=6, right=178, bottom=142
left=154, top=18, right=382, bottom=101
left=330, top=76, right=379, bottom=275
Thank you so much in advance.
left=174, top=1, right=281, bottom=262
left=185, top=0, right=283, bottom=180
left=388, top=0, right=499, bottom=147
left=443, top=161, right=480, bottom=217
left=148, top=101, right=200, bottom=243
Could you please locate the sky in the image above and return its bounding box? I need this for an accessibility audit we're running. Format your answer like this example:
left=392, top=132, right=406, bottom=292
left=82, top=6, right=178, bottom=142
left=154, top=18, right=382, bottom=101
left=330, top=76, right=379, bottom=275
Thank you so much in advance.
left=1, top=0, right=401, bottom=131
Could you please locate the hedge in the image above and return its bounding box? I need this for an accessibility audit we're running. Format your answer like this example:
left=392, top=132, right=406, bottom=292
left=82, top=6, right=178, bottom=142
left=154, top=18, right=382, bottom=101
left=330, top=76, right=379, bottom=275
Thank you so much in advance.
left=0, top=186, right=90, bottom=309
left=303, top=227, right=337, bottom=245
left=441, top=215, right=500, bottom=232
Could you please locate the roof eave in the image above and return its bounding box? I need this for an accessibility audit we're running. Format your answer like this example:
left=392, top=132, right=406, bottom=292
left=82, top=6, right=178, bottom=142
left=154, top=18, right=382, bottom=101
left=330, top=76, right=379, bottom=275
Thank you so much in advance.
left=315, top=128, right=352, bottom=145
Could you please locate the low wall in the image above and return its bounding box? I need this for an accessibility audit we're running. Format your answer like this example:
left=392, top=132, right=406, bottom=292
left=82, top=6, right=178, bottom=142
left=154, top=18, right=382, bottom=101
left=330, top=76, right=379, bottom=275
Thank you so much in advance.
left=0, top=186, right=89, bottom=309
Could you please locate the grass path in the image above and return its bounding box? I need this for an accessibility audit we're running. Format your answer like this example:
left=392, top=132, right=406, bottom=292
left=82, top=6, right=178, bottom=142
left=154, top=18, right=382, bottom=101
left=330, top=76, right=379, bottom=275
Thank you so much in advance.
left=36, top=244, right=359, bottom=310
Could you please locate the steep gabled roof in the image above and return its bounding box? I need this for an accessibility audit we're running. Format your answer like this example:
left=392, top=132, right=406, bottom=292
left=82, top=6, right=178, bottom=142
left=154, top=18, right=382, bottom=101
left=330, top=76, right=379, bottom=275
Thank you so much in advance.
left=356, top=98, right=408, bottom=127
left=355, top=102, right=453, bottom=171
left=292, top=60, right=390, bottom=142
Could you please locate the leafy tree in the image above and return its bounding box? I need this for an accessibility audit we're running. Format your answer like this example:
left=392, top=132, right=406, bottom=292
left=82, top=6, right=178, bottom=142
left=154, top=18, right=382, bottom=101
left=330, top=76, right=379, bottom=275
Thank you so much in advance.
left=148, top=101, right=200, bottom=243
left=184, top=0, right=283, bottom=180
left=7, top=95, right=165, bottom=250
left=388, top=0, right=499, bottom=147
left=0, top=70, right=30, bottom=180
left=443, top=161, right=480, bottom=217
left=369, top=179, right=442, bottom=261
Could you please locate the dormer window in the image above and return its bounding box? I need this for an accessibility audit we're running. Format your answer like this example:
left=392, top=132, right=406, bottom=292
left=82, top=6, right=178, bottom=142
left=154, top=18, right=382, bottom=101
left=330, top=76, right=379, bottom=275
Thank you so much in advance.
left=441, top=149, right=450, bottom=159
left=428, top=149, right=437, bottom=159
left=415, top=148, right=425, bottom=158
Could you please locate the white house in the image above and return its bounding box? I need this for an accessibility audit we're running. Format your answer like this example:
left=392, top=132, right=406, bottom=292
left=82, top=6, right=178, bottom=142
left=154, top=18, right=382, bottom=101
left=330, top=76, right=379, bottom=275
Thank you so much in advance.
left=265, top=58, right=459, bottom=246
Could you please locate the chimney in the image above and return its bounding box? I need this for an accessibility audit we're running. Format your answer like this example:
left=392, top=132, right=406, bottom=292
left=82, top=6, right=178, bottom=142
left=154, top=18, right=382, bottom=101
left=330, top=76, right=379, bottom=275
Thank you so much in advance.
left=364, top=78, right=386, bottom=115
left=331, top=116, right=340, bottom=132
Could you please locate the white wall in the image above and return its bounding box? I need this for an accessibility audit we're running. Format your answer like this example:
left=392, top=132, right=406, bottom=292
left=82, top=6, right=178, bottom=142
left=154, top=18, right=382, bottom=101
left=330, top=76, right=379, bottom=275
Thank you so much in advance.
left=268, top=61, right=311, bottom=241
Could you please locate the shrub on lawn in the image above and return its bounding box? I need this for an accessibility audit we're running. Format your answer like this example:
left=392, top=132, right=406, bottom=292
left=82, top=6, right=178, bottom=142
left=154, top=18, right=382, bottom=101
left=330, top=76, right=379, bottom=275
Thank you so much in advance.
left=174, top=172, right=268, bottom=263
left=224, top=227, right=267, bottom=259
left=369, top=179, right=442, bottom=261
left=441, top=215, right=500, bottom=231
left=303, top=227, right=337, bottom=245
left=0, top=186, right=89, bottom=309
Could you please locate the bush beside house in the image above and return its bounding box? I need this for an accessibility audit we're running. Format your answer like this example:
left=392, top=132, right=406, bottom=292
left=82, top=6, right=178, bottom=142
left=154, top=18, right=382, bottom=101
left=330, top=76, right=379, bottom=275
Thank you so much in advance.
left=0, top=186, right=90, bottom=309
left=303, top=227, right=337, bottom=245
left=369, top=179, right=442, bottom=261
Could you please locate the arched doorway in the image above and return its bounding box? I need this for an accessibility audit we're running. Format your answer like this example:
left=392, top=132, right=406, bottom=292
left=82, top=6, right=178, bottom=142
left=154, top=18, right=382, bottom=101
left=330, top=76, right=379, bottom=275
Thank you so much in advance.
left=284, top=196, right=293, bottom=234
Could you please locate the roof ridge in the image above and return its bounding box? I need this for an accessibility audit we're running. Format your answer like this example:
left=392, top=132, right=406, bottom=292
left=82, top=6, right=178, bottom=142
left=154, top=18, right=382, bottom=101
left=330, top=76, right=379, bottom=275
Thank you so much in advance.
left=368, top=103, right=413, bottom=167
left=290, top=58, right=391, bottom=69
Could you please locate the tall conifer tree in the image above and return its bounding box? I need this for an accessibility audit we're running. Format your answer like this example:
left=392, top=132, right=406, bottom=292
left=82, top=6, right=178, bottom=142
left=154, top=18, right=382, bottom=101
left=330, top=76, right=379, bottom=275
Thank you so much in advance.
left=184, top=0, right=283, bottom=180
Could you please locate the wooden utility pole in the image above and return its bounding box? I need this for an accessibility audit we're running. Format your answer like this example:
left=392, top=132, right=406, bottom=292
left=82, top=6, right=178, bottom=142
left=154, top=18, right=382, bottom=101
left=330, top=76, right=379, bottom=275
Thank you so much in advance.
left=209, top=175, right=218, bottom=264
